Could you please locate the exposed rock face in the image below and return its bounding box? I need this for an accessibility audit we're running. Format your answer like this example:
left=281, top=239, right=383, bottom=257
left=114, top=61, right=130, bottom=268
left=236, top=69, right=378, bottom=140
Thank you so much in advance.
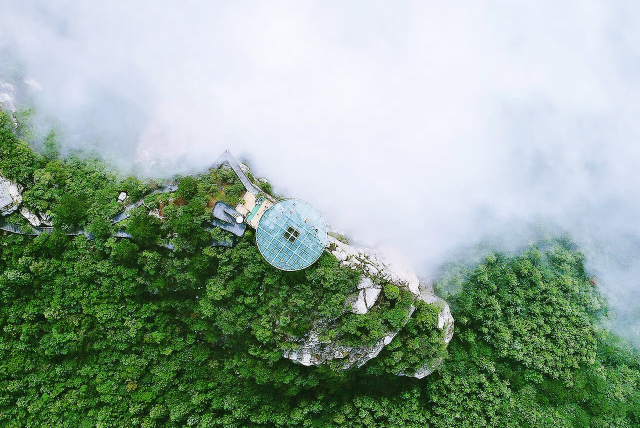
left=20, top=207, right=41, bottom=226
left=283, top=320, right=398, bottom=368
left=351, top=277, right=382, bottom=315
left=283, top=235, right=455, bottom=377
left=330, top=238, right=421, bottom=294
left=0, top=177, right=22, bottom=216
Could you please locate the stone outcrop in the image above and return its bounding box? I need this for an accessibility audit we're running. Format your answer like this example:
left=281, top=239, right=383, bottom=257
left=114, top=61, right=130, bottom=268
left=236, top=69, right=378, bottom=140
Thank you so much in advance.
left=351, top=277, right=382, bottom=315
left=0, top=178, right=54, bottom=227
left=283, top=234, right=454, bottom=377
left=0, top=177, right=22, bottom=216
left=20, top=207, right=41, bottom=226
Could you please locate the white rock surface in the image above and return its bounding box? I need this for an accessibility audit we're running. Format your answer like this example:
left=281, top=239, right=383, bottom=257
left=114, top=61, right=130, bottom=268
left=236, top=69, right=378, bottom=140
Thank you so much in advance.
left=1, top=175, right=53, bottom=228
left=0, top=177, right=22, bottom=216
left=20, top=207, right=41, bottom=226
left=351, top=290, right=369, bottom=314
left=118, top=192, right=128, bottom=202
left=327, top=238, right=421, bottom=295
left=350, top=276, right=382, bottom=314
left=283, top=321, right=399, bottom=370
left=409, top=357, right=445, bottom=379
left=357, top=276, right=373, bottom=290
left=364, top=288, right=381, bottom=309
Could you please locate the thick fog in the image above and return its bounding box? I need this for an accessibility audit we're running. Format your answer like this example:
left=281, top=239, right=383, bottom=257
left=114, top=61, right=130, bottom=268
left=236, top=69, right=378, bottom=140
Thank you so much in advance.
left=1, top=1, right=639, bottom=345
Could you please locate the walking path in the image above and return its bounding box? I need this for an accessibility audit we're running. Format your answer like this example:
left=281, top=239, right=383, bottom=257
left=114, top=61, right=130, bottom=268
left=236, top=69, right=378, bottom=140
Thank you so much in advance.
left=0, top=151, right=261, bottom=249
left=212, top=151, right=270, bottom=199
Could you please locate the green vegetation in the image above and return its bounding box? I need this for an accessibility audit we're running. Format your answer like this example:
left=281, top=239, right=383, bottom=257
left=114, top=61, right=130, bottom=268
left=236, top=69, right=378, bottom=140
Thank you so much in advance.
left=367, top=300, right=448, bottom=376
left=1, top=109, right=640, bottom=427
left=425, top=241, right=640, bottom=427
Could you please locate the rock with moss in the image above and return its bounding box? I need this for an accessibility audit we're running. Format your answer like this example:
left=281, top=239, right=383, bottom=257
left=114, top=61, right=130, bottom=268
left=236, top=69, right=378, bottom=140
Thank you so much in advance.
left=283, top=236, right=454, bottom=376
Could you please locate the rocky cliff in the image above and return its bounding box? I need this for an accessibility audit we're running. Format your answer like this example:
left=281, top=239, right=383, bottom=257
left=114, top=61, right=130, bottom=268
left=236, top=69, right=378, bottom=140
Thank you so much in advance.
left=283, top=233, right=454, bottom=378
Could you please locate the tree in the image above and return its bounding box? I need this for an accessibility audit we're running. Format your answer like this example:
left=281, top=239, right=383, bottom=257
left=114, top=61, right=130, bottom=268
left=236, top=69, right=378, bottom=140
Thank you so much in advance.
left=176, top=175, right=198, bottom=201
left=53, top=192, right=89, bottom=227
left=127, top=210, right=163, bottom=246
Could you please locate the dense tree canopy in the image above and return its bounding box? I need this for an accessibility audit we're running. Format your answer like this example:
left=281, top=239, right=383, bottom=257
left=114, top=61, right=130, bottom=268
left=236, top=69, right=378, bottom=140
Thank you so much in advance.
left=1, top=109, right=639, bottom=427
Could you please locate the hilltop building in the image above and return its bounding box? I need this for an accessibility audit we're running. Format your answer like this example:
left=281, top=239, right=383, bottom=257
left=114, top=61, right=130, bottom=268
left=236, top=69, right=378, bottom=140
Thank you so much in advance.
left=211, top=150, right=275, bottom=229
left=212, top=151, right=328, bottom=271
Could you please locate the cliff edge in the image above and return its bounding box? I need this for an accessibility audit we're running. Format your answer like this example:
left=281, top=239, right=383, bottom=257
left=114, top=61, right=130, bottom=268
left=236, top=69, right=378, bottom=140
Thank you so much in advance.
left=284, top=234, right=454, bottom=378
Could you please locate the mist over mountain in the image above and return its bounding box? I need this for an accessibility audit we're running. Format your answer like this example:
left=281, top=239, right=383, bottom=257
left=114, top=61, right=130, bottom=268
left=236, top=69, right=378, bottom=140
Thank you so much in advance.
left=1, top=1, right=639, bottom=345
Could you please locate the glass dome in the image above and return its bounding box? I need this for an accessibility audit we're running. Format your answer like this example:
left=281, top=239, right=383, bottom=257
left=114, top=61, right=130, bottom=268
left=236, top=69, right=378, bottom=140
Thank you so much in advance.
left=255, top=199, right=327, bottom=271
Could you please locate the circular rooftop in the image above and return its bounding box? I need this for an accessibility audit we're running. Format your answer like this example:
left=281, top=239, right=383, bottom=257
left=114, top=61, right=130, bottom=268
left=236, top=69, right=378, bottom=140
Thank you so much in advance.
left=256, top=199, right=327, bottom=271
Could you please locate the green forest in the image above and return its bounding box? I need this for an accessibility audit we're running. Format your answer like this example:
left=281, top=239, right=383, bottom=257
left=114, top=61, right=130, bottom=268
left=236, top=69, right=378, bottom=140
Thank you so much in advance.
left=1, top=109, right=640, bottom=427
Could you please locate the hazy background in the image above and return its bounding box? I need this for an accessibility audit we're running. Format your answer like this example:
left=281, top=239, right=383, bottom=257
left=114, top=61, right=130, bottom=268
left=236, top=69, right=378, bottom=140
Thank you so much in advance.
left=1, top=1, right=639, bottom=345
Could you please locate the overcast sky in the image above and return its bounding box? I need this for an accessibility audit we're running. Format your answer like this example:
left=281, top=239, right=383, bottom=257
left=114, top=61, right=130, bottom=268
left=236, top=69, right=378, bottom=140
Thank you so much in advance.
left=1, top=1, right=640, bottom=344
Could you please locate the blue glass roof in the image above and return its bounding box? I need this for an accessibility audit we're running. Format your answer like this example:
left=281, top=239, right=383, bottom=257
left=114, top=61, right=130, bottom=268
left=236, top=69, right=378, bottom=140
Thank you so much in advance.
left=256, top=199, right=327, bottom=271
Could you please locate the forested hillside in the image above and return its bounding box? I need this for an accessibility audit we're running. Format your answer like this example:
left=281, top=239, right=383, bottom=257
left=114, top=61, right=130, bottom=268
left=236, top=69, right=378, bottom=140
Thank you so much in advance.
left=1, top=109, right=639, bottom=427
